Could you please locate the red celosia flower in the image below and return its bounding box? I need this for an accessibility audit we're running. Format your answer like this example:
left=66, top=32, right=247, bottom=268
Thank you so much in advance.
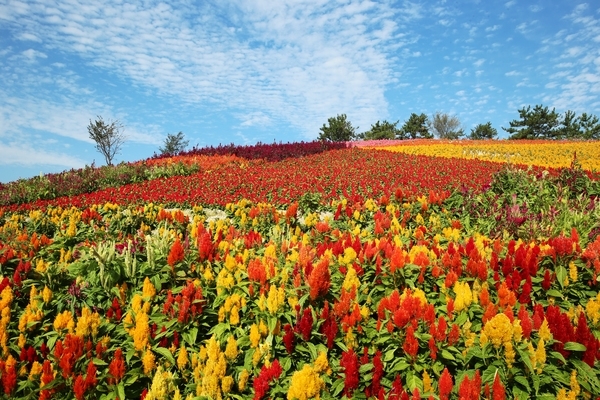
left=390, top=246, right=406, bottom=273
left=340, top=349, right=359, bottom=397
left=197, top=228, right=214, bottom=261
left=295, top=307, right=313, bottom=341
left=448, top=324, right=460, bottom=346
left=108, top=348, right=126, bottom=385
left=1, top=362, right=17, bottom=395
left=39, top=360, right=55, bottom=400
left=518, top=306, right=532, bottom=339
left=492, top=374, right=505, bottom=400
left=308, top=256, right=331, bottom=301
left=283, top=324, right=295, bottom=354
left=253, top=359, right=282, bottom=400
left=74, top=375, right=87, bottom=400
left=458, top=370, right=481, bottom=400
left=167, top=238, right=185, bottom=267
left=248, top=258, right=267, bottom=286
left=438, top=368, right=453, bottom=400
left=428, top=338, right=437, bottom=360
left=85, top=360, right=97, bottom=387
left=368, top=350, right=384, bottom=396
left=320, top=302, right=338, bottom=349
left=403, top=325, right=419, bottom=359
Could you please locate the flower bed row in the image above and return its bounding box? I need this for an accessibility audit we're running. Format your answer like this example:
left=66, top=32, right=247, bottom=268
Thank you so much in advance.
left=8, top=148, right=520, bottom=213
left=0, top=186, right=599, bottom=399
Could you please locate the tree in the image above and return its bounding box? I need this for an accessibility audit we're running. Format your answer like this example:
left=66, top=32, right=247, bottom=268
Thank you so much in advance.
left=400, top=113, right=432, bottom=139
left=469, top=122, right=498, bottom=140
left=578, top=113, right=600, bottom=140
left=87, top=116, right=125, bottom=166
left=557, top=110, right=580, bottom=140
left=359, top=120, right=400, bottom=140
left=318, top=114, right=357, bottom=142
left=159, top=131, right=189, bottom=155
left=503, top=105, right=561, bottom=140
left=429, top=112, right=464, bottom=139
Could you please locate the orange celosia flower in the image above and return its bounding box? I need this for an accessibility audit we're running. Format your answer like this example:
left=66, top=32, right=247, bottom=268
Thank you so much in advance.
left=167, top=238, right=185, bottom=267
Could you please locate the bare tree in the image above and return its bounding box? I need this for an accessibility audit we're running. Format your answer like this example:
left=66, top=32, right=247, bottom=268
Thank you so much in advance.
left=87, top=116, right=126, bottom=166
left=429, top=112, right=464, bottom=139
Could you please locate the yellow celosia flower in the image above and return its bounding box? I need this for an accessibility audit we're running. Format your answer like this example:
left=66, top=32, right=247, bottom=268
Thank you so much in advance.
left=287, top=364, right=325, bottom=400
left=453, top=281, right=473, bottom=312
left=221, top=376, right=234, bottom=394
left=143, top=277, right=156, bottom=299
left=42, top=286, right=52, bottom=303
left=224, top=335, right=238, bottom=360
left=535, top=339, right=546, bottom=374
left=75, top=307, right=101, bottom=338
left=250, top=324, right=261, bottom=347
left=267, top=285, right=285, bottom=314
left=143, top=348, right=156, bottom=375
left=569, top=262, right=578, bottom=282
left=586, top=293, right=600, bottom=325
left=314, top=352, right=329, bottom=374
left=422, top=370, right=433, bottom=393
left=238, top=369, right=250, bottom=392
left=538, top=319, right=552, bottom=341
left=340, top=247, right=357, bottom=266
left=29, top=361, right=43, bottom=380
left=177, top=345, right=188, bottom=370
left=481, top=313, right=513, bottom=348
left=229, top=305, right=240, bottom=325
left=133, top=311, right=150, bottom=351
left=504, top=341, right=516, bottom=368
left=342, top=265, right=360, bottom=292
left=18, top=334, right=26, bottom=349
left=53, top=310, right=75, bottom=334
left=569, top=370, right=580, bottom=397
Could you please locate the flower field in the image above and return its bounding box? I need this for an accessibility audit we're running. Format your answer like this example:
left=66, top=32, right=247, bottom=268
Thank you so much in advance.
left=371, top=140, right=600, bottom=172
left=0, top=141, right=600, bottom=399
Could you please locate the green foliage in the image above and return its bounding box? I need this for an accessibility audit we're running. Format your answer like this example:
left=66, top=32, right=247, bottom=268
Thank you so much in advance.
left=359, top=120, right=400, bottom=140
left=468, top=122, right=498, bottom=140
left=159, top=131, right=189, bottom=155
left=457, top=159, right=600, bottom=242
left=88, top=116, right=126, bottom=166
left=502, top=105, right=600, bottom=140
left=429, top=112, right=464, bottom=139
left=0, top=162, right=200, bottom=206
left=318, top=114, right=357, bottom=142
left=400, top=113, right=432, bottom=139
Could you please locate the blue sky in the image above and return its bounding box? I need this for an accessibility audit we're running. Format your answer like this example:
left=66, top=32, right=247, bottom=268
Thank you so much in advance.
left=1, top=0, right=599, bottom=183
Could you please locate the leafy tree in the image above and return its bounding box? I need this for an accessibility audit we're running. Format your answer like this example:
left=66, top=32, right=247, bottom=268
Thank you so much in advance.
left=503, top=105, right=561, bottom=139
left=429, top=112, right=464, bottom=139
left=469, top=122, right=498, bottom=140
left=557, top=110, right=580, bottom=140
left=318, top=114, right=357, bottom=142
left=578, top=113, right=600, bottom=139
left=400, top=113, right=432, bottom=139
left=359, top=120, right=400, bottom=140
left=87, top=116, right=125, bottom=166
left=160, top=131, right=189, bottom=155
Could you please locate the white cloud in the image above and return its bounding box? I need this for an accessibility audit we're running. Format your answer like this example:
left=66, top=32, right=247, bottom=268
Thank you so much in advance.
left=505, top=1, right=516, bottom=7
left=1, top=0, right=410, bottom=140
left=473, top=58, right=485, bottom=67
left=0, top=143, right=86, bottom=169
left=485, top=25, right=500, bottom=32
left=505, top=70, right=520, bottom=77
left=529, top=5, right=543, bottom=13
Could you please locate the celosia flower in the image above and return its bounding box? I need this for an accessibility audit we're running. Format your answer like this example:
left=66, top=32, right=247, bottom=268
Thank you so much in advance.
left=177, top=345, right=188, bottom=370
left=287, top=364, right=325, bottom=400
left=253, top=359, right=282, bottom=400
left=167, top=238, right=185, bottom=267
left=403, top=325, right=419, bottom=358
left=491, top=374, right=505, bottom=400
left=307, top=256, right=331, bottom=301
left=142, top=277, right=156, bottom=299
left=482, top=314, right=513, bottom=349
left=108, top=348, right=126, bottom=385
left=340, top=349, right=359, bottom=397
left=75, top=307, right=101, bottom=338
left=439, top=368, right=453, bottom=400
left=224, top=335, right=238, bottom=360
left=250, top=324, right=261, bottom=348
left=238, top=369, right=250, bottom=392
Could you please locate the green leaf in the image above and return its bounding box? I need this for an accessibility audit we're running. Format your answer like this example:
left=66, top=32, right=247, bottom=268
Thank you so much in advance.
left=117, top=383, right=126, bottom=400
left=563, top=342, right=586, bottom=351
left=572, top=359, right=600, bottom=394
left=546, top=289, right=563, bottom=298
left=481, top=365, right=499, bottom=385
left=440, top=349, right=456, bottom=361
left=154, top=347, right=176, bottom=365
left=93, top=357, right=108, bottom=366
left=359, top=363, right=373, bottom=374
left=183, top=327, right=198, bottom=347
left=516, top=346, right=535, bottom=375
left=513, top=375, right=530, bottom=391
left=555, top=266, right=567, bottom=289
left=331, top=378, right=345, bottom=397
left=406, top=372, right=422, bottom=392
